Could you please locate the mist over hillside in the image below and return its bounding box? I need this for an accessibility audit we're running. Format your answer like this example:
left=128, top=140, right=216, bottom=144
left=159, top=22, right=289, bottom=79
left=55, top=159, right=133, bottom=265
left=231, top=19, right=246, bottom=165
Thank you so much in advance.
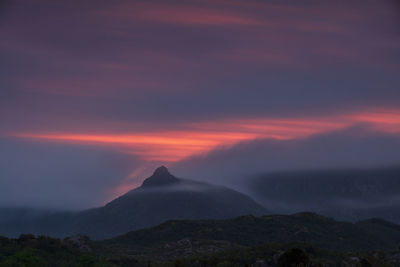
left=248, top=166, right=400, bottom=223
left=171, top=127, right=400, bottom=223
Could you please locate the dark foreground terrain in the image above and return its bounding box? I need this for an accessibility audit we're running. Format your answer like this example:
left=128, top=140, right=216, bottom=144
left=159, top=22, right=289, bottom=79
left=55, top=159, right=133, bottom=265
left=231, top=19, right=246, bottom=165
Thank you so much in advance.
left=2, top=212, right=400, bottom=266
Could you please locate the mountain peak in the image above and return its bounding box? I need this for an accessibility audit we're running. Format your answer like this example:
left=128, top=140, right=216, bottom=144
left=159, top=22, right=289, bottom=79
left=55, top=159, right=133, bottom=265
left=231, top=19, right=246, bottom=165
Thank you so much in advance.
left=153, top=165, right=170, bottom=176
left=141, top=166, right=180, bottom=187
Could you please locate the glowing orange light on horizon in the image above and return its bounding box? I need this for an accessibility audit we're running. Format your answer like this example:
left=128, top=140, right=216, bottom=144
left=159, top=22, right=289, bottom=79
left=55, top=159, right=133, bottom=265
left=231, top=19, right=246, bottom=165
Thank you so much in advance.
left=12, top=108, right=400, bottom=163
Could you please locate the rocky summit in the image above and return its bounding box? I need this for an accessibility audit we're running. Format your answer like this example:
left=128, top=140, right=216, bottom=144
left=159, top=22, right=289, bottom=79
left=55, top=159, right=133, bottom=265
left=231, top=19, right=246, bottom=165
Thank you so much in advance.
left=141, top=166, right=181, bottom=187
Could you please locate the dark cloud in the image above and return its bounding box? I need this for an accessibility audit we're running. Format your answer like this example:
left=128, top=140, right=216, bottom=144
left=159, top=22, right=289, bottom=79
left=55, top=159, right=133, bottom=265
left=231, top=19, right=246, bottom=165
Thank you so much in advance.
left=0, top=0, right=11, bottom=22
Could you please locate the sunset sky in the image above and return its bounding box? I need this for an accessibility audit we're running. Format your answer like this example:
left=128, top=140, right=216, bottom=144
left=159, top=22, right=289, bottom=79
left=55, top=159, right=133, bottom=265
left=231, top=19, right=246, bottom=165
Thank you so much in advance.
left=1, top=0, right=400, bottom=209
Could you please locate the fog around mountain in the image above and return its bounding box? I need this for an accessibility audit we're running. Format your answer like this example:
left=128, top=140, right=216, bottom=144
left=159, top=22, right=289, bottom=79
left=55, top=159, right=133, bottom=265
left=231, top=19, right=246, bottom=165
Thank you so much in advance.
left=248, top=166, right=400, bottom=223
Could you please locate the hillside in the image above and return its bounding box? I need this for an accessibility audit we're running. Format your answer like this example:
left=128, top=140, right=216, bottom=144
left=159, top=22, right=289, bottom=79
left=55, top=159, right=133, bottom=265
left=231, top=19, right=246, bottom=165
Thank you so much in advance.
left=92, top=212, right=400, bottom=266
left=99, top=212, right=400, bottom=254
left=3, top=213, right=400, bottom=266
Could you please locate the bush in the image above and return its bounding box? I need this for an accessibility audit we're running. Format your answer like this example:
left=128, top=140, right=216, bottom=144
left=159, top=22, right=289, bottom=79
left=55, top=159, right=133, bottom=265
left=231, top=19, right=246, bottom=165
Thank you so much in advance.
left=277, top=248, right=309, bottom=267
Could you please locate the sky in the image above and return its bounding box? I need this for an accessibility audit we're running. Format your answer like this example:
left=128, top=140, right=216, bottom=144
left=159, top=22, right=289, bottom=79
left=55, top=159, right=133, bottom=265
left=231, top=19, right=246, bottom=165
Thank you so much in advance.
left=1, top=0, right=400, bottom=209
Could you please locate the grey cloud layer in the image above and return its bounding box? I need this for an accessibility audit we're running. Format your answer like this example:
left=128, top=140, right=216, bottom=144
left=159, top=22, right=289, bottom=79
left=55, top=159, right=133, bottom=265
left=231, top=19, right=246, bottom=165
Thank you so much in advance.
left=0, top=138, right=140, bottom=209
left=173, top=125, right=400, bottom=188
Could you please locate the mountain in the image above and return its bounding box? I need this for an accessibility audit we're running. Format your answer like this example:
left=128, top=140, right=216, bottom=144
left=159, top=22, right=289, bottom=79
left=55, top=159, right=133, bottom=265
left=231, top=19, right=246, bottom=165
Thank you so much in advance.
left=73, top=166, right=267, bottom=239
left=0, top=166, right=267, bottom=240
left=247, top=166, right=400, bottom=223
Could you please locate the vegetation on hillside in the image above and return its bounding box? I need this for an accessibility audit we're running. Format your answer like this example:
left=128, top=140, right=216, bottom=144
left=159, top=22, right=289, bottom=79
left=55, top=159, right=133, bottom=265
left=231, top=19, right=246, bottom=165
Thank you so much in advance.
left=2, top=213, right=400, bottom=266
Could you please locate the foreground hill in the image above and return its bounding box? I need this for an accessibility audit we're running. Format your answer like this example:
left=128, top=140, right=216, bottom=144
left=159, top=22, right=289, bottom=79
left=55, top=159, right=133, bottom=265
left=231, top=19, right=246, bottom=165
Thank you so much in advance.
left=98, top=212, right=400, bottom=254
left=0, top=166, right=266, bottom=239
left=248, top=166, right=400, bottom=223
left=3, top=213, right=400, bottom=266
left=92, top=212, right=400, bottom=266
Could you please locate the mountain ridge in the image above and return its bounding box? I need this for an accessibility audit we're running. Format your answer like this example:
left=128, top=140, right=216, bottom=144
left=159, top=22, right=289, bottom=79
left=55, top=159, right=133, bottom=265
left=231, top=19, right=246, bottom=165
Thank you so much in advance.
left=0, top=167, right=267, bottom=240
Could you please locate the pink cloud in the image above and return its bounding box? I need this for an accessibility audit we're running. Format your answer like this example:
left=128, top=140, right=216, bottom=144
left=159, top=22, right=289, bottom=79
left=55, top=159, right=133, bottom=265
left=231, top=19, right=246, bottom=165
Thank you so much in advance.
left=136, top=6, right=261, bottom=26
left=97, top=2, right=262, bottom=26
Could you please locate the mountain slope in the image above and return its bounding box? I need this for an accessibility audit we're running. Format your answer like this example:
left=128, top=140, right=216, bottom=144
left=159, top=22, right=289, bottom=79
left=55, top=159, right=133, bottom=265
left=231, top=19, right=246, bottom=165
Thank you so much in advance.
left=73, top=166, right=267, bottom=239
left=0, top=167, right=267, bottom=239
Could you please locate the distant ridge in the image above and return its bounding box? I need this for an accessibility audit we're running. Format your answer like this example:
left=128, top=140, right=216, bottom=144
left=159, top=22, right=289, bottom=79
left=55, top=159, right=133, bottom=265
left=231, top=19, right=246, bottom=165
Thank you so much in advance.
left=249, top=166, right=400, bottom=223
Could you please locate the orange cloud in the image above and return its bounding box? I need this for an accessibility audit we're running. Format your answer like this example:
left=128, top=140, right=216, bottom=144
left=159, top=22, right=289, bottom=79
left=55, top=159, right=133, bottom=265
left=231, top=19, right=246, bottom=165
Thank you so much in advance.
left=14, top=131, right=256, bottom=162
left=13, top=108, right=400, bottom=163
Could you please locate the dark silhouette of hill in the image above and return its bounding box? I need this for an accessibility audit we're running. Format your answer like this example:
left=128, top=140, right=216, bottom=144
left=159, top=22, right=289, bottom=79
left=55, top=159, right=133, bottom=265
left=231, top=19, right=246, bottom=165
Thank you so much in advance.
left=2, top=213, right=400, bottom=266
left=248, top=166, right=400, bottom=223
left=99, top=212, right=400, bottom=253
left=0, top=166, right=266, bottom=240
